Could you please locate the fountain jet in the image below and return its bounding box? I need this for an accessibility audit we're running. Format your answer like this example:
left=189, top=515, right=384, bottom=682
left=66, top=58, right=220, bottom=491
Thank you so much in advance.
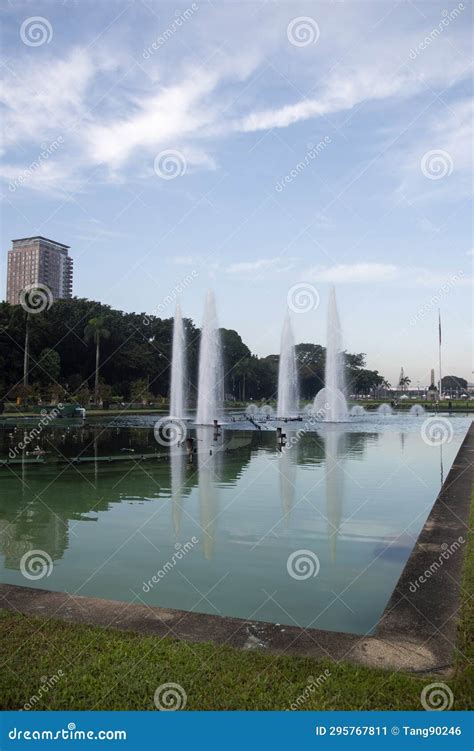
left=170, top=302, right=186, bottom=418
left=277, top=311, right=299, bottom=418
left=196, top=291, right=224, bottom=425
left=313, top=286, right=348, bottom=422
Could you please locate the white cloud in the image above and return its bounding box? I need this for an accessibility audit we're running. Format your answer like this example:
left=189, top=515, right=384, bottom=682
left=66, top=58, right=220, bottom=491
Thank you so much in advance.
left=308, top=263, right=400, bottom=283
left=239, top=67, right=405, bottom=133
left=0, top=158, right=84, bottom=197
left=1, top=2, right=471, bottom=195
left=0, top=47, right=105, bottom=146
left=84, top=69, right=221, bottom=170
left=237, top=28, right=471, bottom=134
left=394, top=97, right=473, bottom=201
left=225, top=257, right=296, bottom=275
left=306, top=262, right=472, bottom=286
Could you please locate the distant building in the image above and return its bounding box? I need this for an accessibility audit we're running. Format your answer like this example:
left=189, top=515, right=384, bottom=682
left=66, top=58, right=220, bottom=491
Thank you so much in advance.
left=7, top=236, right=73, bottom=305
left=427, top=367, right=439, bottom=402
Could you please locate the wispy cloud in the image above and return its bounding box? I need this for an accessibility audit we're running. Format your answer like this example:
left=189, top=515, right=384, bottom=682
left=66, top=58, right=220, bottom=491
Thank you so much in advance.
left=307, top=263, right=399, bottom=283
left=1, top=1, right=471, bottom=196
left=395, top=98, right=473, bottom=201
left=225, top=257, right=296, bottom=275
left=306, top=262, right=472, bottom=286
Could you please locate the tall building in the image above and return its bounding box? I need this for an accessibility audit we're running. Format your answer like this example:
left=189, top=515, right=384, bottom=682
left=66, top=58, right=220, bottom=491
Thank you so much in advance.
left=7, top=236, right=73, bottom=305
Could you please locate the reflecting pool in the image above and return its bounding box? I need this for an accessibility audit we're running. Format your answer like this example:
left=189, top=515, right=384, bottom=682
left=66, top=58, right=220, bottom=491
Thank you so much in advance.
left=0, top=415, right=470, bottom=635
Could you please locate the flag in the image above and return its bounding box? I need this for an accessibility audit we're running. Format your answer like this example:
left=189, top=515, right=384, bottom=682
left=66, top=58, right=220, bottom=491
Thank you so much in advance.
left=438, top=310, right=442, bottom=345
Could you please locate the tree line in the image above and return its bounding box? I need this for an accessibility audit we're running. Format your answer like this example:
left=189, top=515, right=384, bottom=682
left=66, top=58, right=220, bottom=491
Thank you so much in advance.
left=0, top=298, right=387, bottom=405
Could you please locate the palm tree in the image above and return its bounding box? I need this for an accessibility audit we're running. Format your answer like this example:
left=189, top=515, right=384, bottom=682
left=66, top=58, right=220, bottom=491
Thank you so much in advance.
left=399, top=375, right=411, bottom=392
left=84, top=317, right=110, bottom=403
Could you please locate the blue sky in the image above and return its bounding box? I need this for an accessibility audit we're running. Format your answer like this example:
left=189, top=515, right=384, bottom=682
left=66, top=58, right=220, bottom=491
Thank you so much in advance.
left=1, top=0, right=472, bottom=386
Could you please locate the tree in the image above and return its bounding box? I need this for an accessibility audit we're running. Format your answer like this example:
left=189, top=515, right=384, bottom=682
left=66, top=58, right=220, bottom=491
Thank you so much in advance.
left=296, top=343, right=325, bottom=398
left=220, top=328, right=252, bottom=398
left=33, top=348, right=61, bottom=386
left=0, top=298, right=390, bottom=406
left=399, top=375, right=411, bottom=391
left=73, top=385, right=91, bottom=407
left=84, top=316, right=110, bottom=403
left=350, top=368, right=384, bottom=395
left=441, top=375, right=468, bottom=394
left=130, top=378, right=152, bottom=405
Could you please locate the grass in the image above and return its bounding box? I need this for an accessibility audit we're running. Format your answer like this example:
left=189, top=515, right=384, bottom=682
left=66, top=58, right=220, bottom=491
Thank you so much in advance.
left=1, top=497, right=472, bottom=711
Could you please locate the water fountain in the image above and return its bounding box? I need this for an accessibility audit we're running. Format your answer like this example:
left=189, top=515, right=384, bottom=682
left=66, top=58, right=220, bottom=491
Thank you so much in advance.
left=260, top=404, right=275, bottom=419
left=377, top=404, right=393, bottom=416
left=350, top=405, right=366, bottom=417
left=277, top=311, right=299, bottom=418
left=313, top=287, right=348, bottom=422
left=196, top=290, right=224, bottom=425
left=169, top=302, right=186, bottom=418
left=245, top=403, right=275, bottom=420
left=409, top=404, right=425, bottom=416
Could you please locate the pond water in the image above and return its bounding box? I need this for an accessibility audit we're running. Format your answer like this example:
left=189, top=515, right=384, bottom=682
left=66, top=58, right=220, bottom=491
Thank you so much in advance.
left=0, top=414, right=470, bottom=635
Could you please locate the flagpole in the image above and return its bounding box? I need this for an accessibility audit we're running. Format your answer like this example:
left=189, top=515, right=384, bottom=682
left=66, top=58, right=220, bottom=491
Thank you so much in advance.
left=438, top=309, right=443, bottom=399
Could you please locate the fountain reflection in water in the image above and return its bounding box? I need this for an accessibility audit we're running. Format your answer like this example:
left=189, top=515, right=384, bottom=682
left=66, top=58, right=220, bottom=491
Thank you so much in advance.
left=323, top=428, right=346, bottom=563
left=170, top=449, right=185, bottom=537
left=170, top=302, right=186, bottom=418
left=278, top=441, right=297, bottom=522
left=313, top=287, right=348, bottom=422
left=196, top=291, right=224, bottom=425
left=277, top=311, right=299, bottom=418
left=197, top=426, right=221, bottom=559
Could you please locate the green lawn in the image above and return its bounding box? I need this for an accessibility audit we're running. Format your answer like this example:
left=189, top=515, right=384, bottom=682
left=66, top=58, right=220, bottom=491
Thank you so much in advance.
left=1, top=496, right=472, bottom=711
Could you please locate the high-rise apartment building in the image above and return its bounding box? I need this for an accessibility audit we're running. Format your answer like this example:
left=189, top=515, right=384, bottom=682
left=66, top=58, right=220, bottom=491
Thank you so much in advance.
left=7, top=236, right=73, bottom=305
